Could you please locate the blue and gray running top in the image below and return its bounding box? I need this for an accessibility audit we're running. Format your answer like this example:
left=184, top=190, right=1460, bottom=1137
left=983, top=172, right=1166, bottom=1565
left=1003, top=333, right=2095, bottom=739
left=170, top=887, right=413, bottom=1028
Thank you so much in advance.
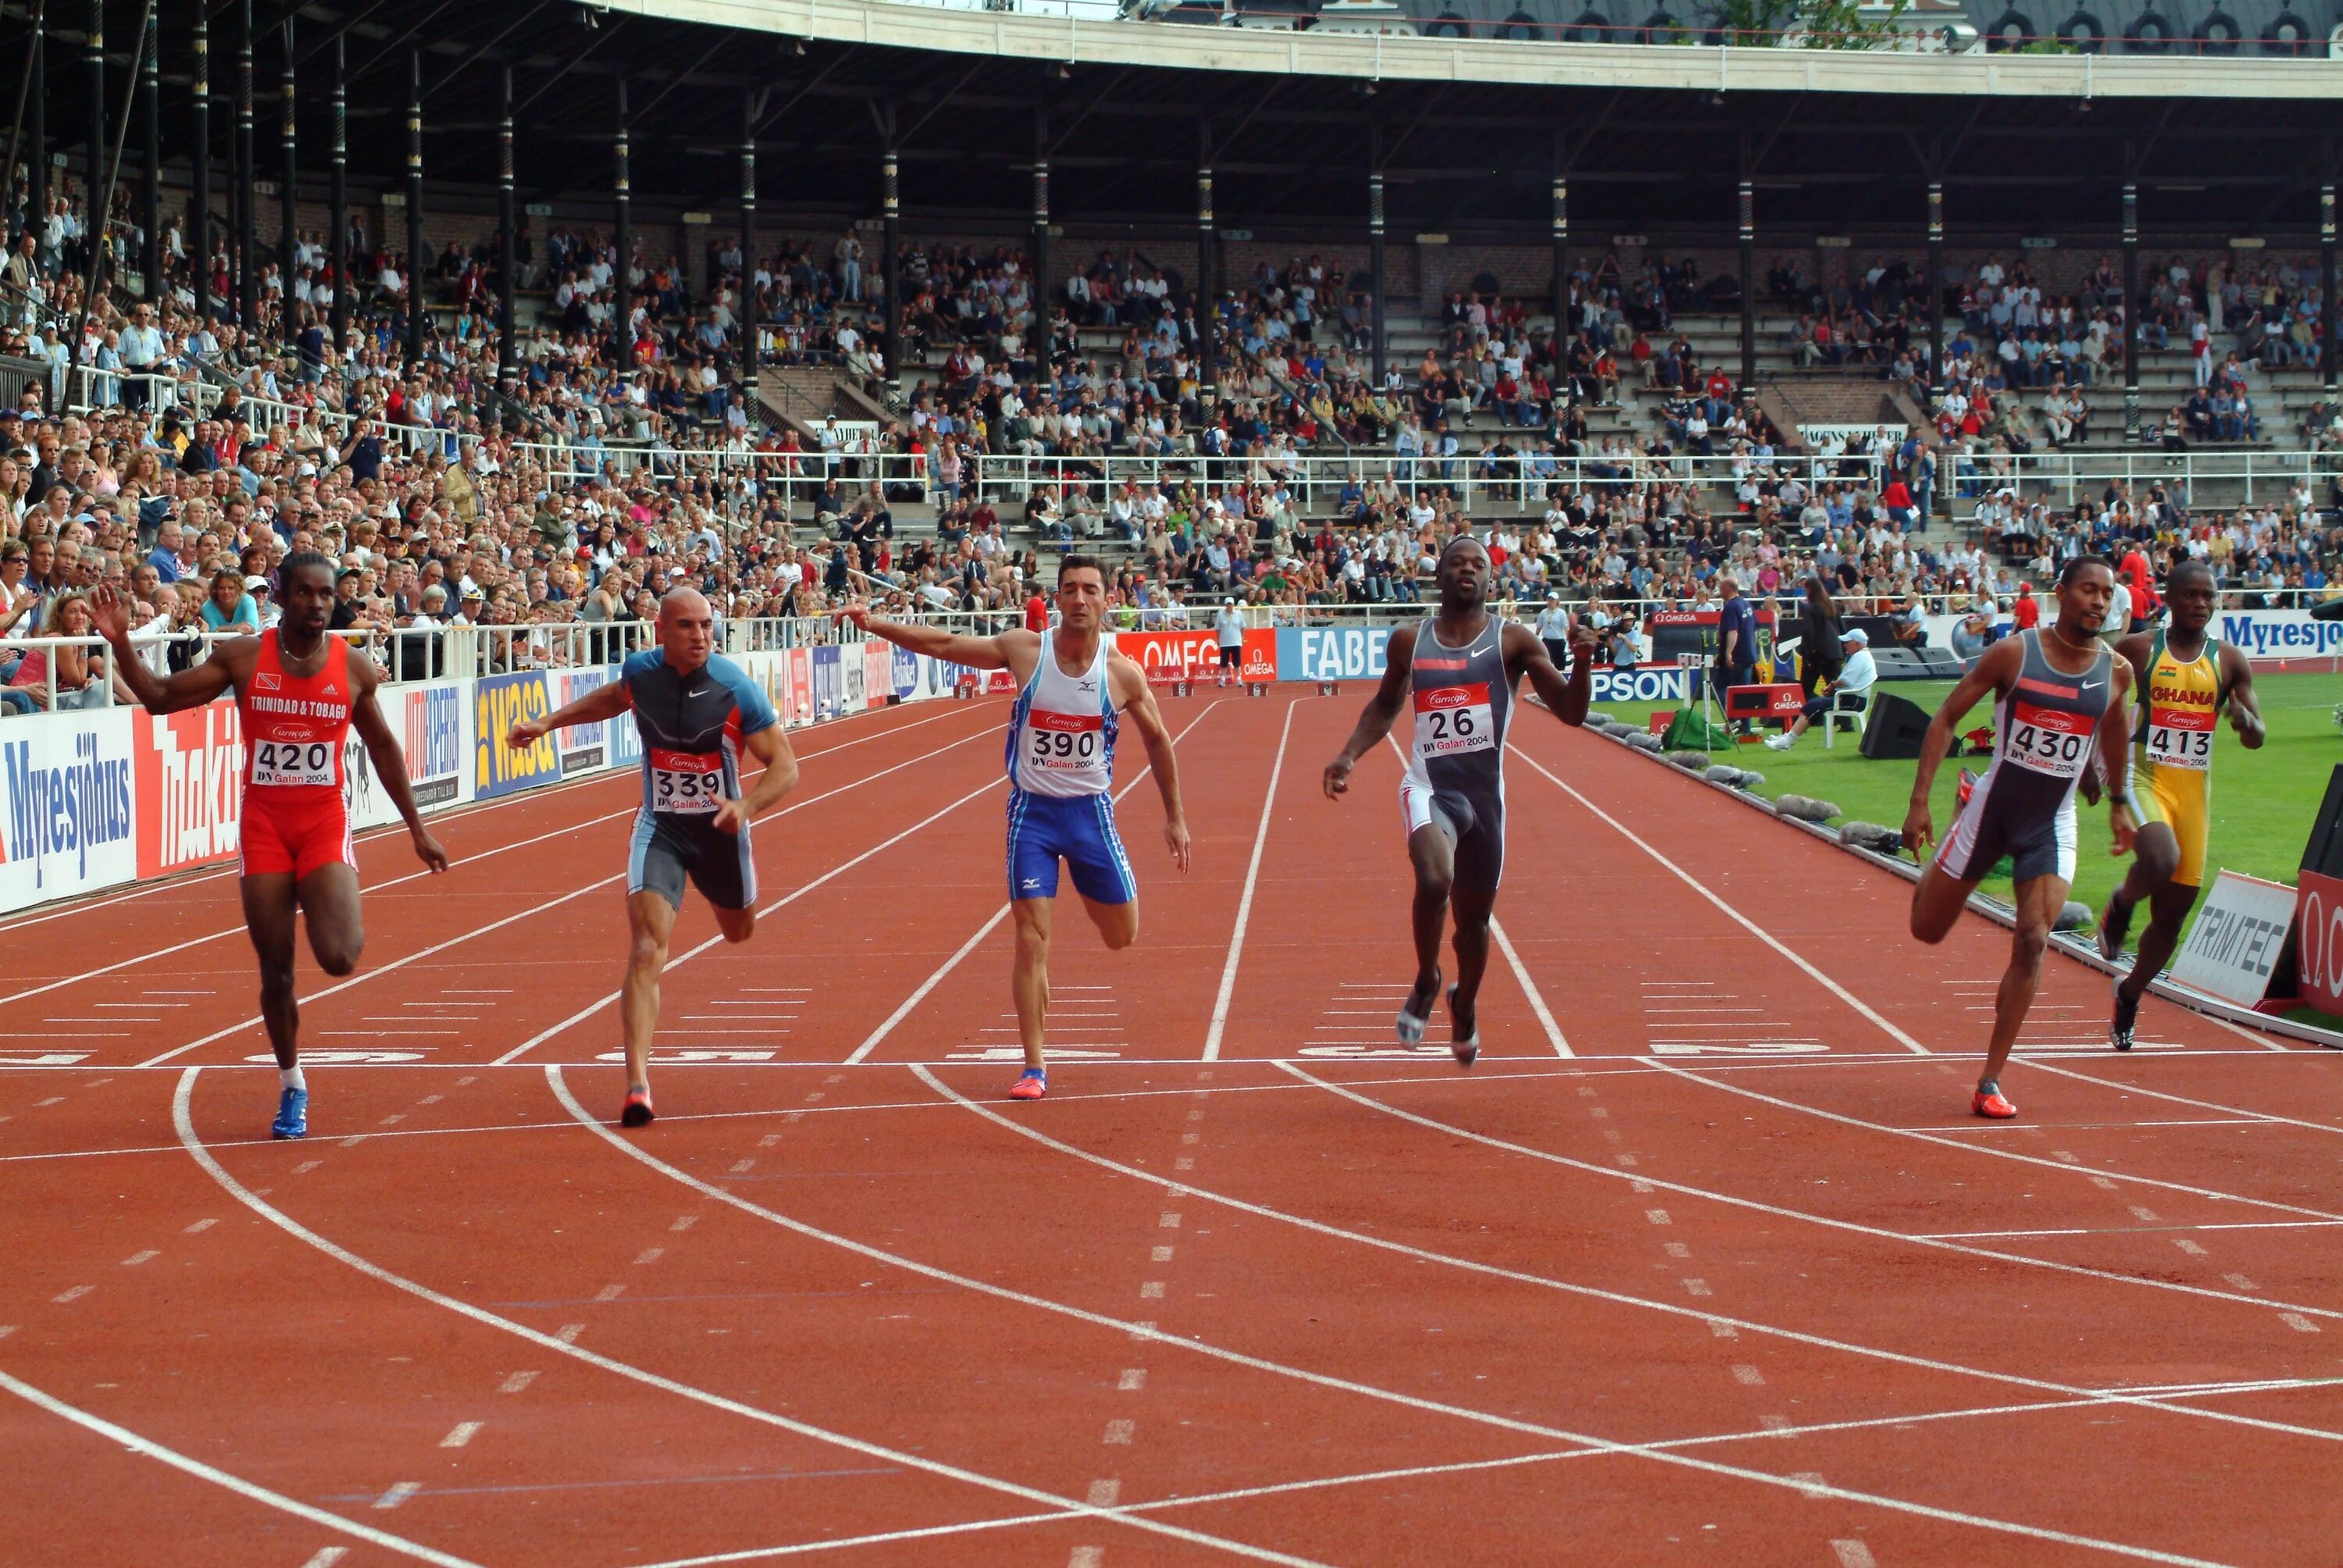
left=619, top=649, right=778, bottom=816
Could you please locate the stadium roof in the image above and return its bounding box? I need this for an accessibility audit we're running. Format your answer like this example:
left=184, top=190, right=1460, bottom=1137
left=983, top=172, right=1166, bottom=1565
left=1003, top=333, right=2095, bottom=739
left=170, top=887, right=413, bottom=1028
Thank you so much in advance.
left=21, top=0, right=2343, bottom=247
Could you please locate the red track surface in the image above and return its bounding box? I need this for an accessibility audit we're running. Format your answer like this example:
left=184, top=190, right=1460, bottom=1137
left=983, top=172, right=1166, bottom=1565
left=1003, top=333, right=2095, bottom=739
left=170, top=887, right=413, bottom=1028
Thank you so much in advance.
left=5, top=687, right=2342, bottom=1566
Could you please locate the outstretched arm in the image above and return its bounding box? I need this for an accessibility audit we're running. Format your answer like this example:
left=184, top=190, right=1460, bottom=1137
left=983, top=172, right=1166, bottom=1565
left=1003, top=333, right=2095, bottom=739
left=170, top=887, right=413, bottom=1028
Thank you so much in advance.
left=2220, top=644, right=2265, bottom=749
left=833, top=604, right=1035, bottom=672
left=1903, top=636, right=2022, bottom=854
left=89, top=584, right=241, bottom=713
left=1323, top=625, right=1416, bottom=799
left=1504, top=618, right=1596, bottom=726
left=1112, top=657, right=1189, bottom=872
left=508, top=676, right=630, bottom=749
left=2098, top=658, right=2138, bottom=854
left=348, top=657, right=450, bottom=872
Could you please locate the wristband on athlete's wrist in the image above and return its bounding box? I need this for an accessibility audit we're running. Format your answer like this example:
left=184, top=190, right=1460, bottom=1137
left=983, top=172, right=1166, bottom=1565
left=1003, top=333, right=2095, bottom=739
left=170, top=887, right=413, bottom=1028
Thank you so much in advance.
left=2109, top=791, right=2131, bottom=807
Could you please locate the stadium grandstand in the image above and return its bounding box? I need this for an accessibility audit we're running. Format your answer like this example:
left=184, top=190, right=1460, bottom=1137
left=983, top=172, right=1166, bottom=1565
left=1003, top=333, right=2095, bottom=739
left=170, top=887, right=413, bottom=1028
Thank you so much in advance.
left=8, top=2, right=2343, bottom=1563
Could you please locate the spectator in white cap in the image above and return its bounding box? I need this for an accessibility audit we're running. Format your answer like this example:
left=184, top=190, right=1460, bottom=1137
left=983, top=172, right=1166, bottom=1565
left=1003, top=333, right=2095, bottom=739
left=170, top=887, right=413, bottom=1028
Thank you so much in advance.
left=1766, top=626, right=1876, bottom=750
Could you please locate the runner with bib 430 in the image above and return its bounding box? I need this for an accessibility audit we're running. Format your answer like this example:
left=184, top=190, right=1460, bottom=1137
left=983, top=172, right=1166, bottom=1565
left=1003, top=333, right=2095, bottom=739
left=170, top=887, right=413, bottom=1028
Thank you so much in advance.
left=1904, top=555, right=2135, bottom=1120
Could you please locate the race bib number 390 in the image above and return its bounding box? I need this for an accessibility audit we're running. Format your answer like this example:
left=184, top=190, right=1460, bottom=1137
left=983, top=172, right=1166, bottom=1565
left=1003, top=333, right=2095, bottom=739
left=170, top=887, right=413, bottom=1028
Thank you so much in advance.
left=649, top=747, right=725, bottom=814
left=250, top=739, right=337, bottom=787
left=1026, top=709, right=1104, bottom=770
left=2145, top=707, right=2215, bottom=771
left=2006, top=700, right=2093, bottom=778
left=1416, top=682, right=1495, bottom=756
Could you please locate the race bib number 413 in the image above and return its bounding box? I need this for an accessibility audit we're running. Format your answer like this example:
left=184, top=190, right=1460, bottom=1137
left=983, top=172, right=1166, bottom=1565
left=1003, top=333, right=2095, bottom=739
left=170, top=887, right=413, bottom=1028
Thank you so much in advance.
left=2145, top=707, right=2216, bottom=771
left=2006, top=700, right=2094, bottom=778
left=250, top=738, right=337, bottom=787
left=649, top=747, right=726, bottom=814
left=1415, top=682, right=1495, bottom=756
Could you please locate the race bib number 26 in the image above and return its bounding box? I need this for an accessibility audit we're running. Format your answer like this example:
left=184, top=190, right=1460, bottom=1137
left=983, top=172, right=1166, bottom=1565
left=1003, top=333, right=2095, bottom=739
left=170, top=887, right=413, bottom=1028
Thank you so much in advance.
left=1416, top=683, right=1495, bottom=756
left=2006, top=700, right=2093, bottom=779
left=250, top=739, right=336, bottom=787
left=649, top=747, right=725, bottom=814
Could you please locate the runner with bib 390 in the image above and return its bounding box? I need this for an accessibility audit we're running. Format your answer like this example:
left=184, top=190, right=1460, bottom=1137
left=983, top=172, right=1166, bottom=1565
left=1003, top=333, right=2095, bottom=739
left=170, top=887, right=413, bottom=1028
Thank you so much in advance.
left=839, top=554, right=1190, bottom=1102
left=1321, top=536, right=1596, bottom=1065
left=1904, top=555, right=2135, bottom=1120
left=508, top=587, right=800, bottom=1129
left=91, top=557, right=450, bottom=1142
left=2096, top=558, right=2263, bottom=1049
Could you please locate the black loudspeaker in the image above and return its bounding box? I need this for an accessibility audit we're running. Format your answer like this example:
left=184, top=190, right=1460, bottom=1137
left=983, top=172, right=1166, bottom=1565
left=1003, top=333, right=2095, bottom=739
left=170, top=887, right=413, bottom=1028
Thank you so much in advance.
left=2300, top=764, right=2343, bottom=878
left=1860, top=692, right=1933, bottom=760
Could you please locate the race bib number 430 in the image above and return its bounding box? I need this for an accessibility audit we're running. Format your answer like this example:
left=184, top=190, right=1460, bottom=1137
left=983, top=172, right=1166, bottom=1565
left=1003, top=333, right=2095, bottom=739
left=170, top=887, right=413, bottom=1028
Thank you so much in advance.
left=649, top=747, right=726, bottom=814
left=2145, top=707, right=2215, bottom=771
left=2006, top=700, right=2094, bottom=778
left=250, top=738, right=337, bottom=787
left=1026, top=709, right=1104, bottom=770
left=1415, top=683, right=1495, bottom=756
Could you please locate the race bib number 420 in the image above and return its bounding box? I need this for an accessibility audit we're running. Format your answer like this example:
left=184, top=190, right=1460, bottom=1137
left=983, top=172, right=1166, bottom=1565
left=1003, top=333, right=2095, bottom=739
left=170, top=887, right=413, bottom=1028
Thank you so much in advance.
left=1416, top=683, right=1495, bottom=756
left=1026, top=709, right=1104, bottom=770
left=2145, top=707, right=2215, bottom=771
left=649, top=747, right=725, bottom=814
left=250, top=738, right=337, bottom=787
left=2006, top=700, right=2094, bottom=778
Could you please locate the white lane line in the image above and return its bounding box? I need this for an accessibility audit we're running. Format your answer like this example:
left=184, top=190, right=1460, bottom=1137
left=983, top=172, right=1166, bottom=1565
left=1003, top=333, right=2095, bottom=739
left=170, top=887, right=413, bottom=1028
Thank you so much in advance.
left=373, top=1481, right=423, bottom=1510
left=1489, top=919, right=1571, bottom=1057
left=0, top=1367, right=481, bottom=1566
left=439, top=1423, right=482, bottom=1449
left=1832, top=1542, right=1878, bottom=1568
left=494, top=778, right=1006, bottom=1067
left=918, top=1064, right=2343, bottom=1450
left=848, top=700, right=1228, bottom=1066
left=2024, top=1061, right=2343, bottom=1136
left=176, top=1067, right=1325, bottom=1568
left=1659, top=1063, right=2343, bottom=1227
left=1204, top=698, right=1303, bottom=1061
left=127, top=723, right=999, bottom=1071
left=1285, top=1064, right=2343, bottom=1324
left=299, top=1549, right=351, bottom=1568
left=1514, top=747, right=1929, bottom=1054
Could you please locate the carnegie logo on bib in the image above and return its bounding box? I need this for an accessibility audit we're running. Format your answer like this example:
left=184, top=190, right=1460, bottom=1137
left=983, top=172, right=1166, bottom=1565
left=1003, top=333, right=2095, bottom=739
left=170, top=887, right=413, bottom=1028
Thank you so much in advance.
left=249, top=738, right=337, bottom=787
left=648, top=747, right=725, bottom=814
left=1026, top=708, right=1104, bottom=769
left=1415, top=682, right=1495, bottom=755
left=2145, top=705, right=2216, bottom=770
left=2006, top=700, right=2094, bottom=777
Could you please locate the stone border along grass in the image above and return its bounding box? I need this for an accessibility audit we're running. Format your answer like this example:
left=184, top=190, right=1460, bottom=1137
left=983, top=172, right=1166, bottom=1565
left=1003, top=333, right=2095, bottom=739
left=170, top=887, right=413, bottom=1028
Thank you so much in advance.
left=1572, top=711, right=2343, bottom=1053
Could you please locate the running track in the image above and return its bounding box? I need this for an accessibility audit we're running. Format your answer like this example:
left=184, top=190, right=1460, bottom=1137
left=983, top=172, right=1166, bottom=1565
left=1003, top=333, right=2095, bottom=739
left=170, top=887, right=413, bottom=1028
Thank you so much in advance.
left=4, top=688, right=2341, bottom=1566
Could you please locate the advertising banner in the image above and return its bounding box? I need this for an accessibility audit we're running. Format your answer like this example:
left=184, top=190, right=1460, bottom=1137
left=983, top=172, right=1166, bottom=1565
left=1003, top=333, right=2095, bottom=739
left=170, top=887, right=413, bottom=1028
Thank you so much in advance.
left=1240, top=629, right=1278, bottom=682
left=2172, top=869, right=2299, bottom=1007
left=1115, top=629, right=1224, bottom=680
left=603, top=665, right=644, bottom=768
left=133, top=700, right=244, bottom=878
left=553, top=668, right=612, bottom=777
left=2294, top=870, right=2343, bottom=1017
left=0, top=707, right=137, bottom=903
left=1278, top=626, right=1394, bottom=683
left=811, top=645, right=841, bottom=718
left=473, top=671, right=558, bottom=800
left=865, top=640, right=895, bottom=707
left=1590, top=667, right=1696, bottom=704
left=400, top=682, right=466, bottom=809
left=892, top=645, right=921, bottom=700
left=2213, top=610, right=2343, bottom=668
left=788, top=648, right=814, bottom=725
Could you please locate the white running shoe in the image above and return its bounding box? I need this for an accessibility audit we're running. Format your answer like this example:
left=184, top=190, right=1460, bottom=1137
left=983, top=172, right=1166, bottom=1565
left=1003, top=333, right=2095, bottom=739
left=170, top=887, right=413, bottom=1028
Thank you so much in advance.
left=1764, top=733, right=1793, bottom=751
left=1396, top=970, right=1440, bottom=1046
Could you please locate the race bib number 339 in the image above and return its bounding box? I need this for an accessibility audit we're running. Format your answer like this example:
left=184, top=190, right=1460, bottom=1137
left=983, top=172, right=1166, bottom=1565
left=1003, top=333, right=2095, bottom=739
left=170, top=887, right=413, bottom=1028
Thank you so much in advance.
left=649, top=747, right=726, bottom=814
left=250, top=738, right=337, bottom=787
left=1415, top=683, right=1495, bottom=756
left=2145, top=707, right=2215, bottom=771
left=2006, top=700, right=2094, bottom=778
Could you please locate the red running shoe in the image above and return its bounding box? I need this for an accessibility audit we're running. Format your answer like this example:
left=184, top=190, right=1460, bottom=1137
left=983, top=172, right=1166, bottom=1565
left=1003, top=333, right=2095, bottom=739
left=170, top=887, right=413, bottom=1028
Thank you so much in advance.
left=1009, top=1068, right=1048, bottom=1101
left=621, top=1088, right=655, bottom=1128
left=1971, top=1084, right=2017, bottom=1120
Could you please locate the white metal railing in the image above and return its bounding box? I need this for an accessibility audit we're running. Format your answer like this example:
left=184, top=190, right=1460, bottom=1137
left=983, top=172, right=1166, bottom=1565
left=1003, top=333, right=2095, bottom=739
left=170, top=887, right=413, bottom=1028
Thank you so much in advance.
left=1948, top=446, right=2343, bottom=506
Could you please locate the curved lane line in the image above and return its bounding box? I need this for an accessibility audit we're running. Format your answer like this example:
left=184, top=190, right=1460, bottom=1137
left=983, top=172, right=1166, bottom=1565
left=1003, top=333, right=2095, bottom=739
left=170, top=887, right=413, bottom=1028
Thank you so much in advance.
left=171, top=1065, right=1330, bottom=1568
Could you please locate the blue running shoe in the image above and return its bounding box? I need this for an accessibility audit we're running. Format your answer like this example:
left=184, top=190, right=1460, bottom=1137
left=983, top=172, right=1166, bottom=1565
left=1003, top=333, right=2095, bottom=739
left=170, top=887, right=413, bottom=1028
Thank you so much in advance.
left=272, top=1086, right=309, bottom=1140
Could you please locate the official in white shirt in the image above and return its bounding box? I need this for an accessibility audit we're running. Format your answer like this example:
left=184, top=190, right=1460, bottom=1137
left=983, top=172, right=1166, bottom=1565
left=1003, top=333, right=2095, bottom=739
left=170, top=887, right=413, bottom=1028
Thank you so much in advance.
left=1534, top=593, right=1574, bottom=669
left=1766, top=627, right=1878, bottom=749
left=1214, top=599, right=1244, bottom=673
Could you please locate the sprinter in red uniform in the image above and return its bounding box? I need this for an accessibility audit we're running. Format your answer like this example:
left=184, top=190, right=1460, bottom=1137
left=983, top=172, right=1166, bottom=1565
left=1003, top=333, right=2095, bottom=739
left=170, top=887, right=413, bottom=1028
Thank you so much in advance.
left=94, top=554, right=448, bottom=1139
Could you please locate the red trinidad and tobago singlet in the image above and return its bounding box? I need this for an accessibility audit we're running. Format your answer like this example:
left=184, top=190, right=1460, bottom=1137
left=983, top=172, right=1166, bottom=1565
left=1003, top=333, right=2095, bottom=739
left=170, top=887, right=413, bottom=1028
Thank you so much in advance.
left=237, top=631, right=358, bottom=878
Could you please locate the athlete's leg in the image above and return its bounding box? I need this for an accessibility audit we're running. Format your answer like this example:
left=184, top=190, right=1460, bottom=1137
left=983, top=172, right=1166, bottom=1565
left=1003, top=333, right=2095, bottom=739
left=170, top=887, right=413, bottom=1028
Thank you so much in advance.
left=241, top=873, right=302, bottom=1069
left=1908, top=859, right=1980, bottom=945
left=1407, top=822, right=1455, bottom=1000
left=294, top=863, right=365, bottom=978
left=1448, top=878, right=1495, bottom=1031
left=1079, top=895, right=1137, bottom=951
left=713, top=905, right=757, bottom=943
left=620, top=889, right=679, bottom=1097
left=2121, top=880, right=2202, bottom=1003
left=2099, top=821, right=2179, bottom=963
left=1979, top=871, right=2069, bottom=1089
left=1011, top=896, right=1054, bottom=1073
